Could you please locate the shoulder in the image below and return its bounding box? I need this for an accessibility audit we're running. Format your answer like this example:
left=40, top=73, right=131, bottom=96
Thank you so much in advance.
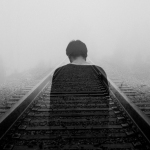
left=52, top=66, right=64, bottom=81
left=53, top=65, right=64, bottom=74
left=53, top=64, right=69, bottom=74
left=94, top=65, right=106, bottom=72
left=54, top=66, right=62, bottom=73
left=93, top=65, right=107, bottom=76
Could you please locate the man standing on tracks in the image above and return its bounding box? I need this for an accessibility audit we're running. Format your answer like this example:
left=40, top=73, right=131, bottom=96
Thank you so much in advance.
left=49, top=40, right=110, bottom=148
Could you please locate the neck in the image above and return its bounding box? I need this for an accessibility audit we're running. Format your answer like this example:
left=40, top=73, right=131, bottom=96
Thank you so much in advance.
left=71, top=56, right=86, bottom=64
left=70, top=56, right=91, bottom=65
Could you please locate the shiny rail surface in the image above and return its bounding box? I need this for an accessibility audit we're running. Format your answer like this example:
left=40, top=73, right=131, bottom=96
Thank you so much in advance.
left=0, top=60, right=150, bottom=150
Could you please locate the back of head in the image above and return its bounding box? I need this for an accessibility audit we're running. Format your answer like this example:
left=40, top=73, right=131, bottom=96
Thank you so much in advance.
left=66, top=40, right=88, bottom=59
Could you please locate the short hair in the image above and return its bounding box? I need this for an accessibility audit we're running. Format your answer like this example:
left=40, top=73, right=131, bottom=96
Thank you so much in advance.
left=66, top=40, right=88, bottom=58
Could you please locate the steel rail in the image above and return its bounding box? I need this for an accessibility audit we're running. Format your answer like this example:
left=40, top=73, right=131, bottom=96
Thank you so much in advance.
left=0, top=58, right=66, bottom=139
left=88, top=57, right=150, bottom=142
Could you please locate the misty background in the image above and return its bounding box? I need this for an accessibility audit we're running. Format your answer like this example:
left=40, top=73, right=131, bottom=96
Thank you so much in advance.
left=0, top=0, right=150, bottom=83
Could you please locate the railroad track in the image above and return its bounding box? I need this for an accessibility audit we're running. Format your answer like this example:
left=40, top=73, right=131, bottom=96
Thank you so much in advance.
left=0, top=80, right=40, bottom=115
left=93, top=59, right=150, bottom=119
left=0, top=59, right=150, bottom=150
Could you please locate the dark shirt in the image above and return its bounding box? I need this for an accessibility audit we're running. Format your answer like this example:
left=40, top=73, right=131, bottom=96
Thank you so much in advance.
left=51, top=64, right=109, bottom=91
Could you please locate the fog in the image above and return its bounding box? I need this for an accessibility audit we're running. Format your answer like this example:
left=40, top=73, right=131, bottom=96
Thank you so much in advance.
left=0, top=0, right=150, bottom=77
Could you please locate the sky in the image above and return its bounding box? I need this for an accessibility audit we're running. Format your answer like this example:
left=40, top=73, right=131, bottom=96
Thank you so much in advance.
left=0, top=0, right=150, bottom=75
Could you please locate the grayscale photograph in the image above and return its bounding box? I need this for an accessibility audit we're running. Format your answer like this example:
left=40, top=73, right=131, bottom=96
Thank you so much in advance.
left=0, top=0, right=150, bottom=149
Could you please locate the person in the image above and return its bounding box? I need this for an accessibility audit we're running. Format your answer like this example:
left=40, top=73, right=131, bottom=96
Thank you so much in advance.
left=51, top=40, right=109, bottom=91
left=49, top=40, right=110, bottom=148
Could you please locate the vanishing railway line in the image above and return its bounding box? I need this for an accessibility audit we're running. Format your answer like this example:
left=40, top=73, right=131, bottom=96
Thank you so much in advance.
left=97, top=60, right=150, bottom=119
left=0, top=59, right=150, bottom=150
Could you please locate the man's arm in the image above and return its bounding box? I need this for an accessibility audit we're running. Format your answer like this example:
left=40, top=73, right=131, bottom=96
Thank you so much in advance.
left=94, top=65, right=109, bottom=95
